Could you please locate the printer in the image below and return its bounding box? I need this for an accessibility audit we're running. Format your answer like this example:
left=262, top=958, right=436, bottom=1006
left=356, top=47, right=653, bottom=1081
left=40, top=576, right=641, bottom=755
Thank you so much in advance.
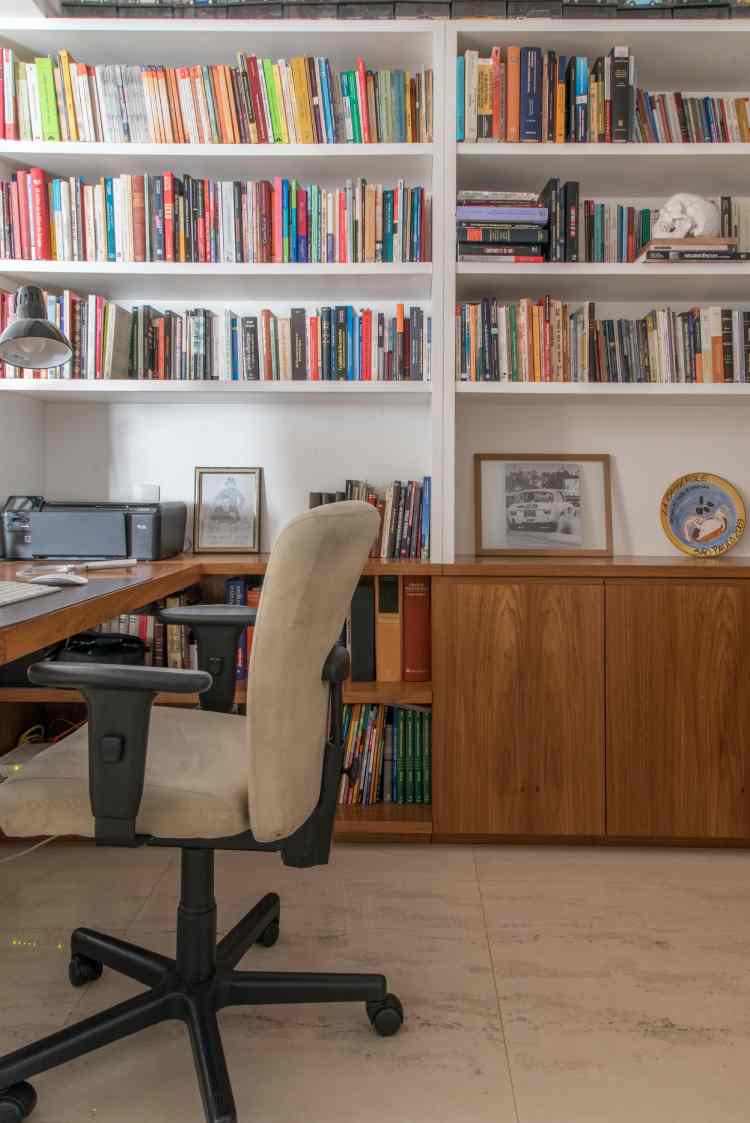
left=27, top=500, right=187, bottom=561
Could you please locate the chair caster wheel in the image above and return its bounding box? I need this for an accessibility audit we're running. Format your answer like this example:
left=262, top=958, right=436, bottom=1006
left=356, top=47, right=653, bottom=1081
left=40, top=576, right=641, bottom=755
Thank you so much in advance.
left=258, top=919, right=280, bottom=948
left=0, top=1082, right=37, bottom=1122
left=69, top=953, right=103, bottom=987
left=367, top=993, right=404, bottom=1037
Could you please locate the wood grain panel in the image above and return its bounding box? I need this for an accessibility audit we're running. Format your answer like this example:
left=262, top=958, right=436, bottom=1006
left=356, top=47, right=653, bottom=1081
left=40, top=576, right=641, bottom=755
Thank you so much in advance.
left=606, top=582, right=750, bottom=839
left=433, top=579, right=604, bottom=836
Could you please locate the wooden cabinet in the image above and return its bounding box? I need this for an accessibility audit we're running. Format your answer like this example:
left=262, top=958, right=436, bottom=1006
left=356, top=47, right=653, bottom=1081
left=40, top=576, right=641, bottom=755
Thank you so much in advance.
left=606, top=582, right=750, bottom=840
left=433, top=579, right=605, bottom=837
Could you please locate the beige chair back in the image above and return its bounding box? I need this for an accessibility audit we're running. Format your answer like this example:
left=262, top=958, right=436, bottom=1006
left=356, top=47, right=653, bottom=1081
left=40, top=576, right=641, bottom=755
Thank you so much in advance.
left=246, top=501, right=379, bottom=843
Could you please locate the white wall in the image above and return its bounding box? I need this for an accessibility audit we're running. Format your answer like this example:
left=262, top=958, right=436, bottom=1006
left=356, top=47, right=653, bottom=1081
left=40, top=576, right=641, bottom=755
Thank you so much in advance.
left=0, top=396, right=45, bottom=508
left=43, top=401, right=431, bottom=552
left=455, top=399, right=750, bottom=557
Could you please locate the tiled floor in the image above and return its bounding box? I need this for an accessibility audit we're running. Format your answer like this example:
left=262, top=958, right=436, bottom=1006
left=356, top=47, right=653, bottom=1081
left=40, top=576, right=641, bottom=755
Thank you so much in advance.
left=1, top=841, right=749, bottom=1122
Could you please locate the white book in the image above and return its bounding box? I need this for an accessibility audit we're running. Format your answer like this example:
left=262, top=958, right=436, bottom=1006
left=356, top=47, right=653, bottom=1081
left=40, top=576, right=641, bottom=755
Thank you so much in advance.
left=59, top=179, right=72, bottom=261
left=16, top=70, right=31, bottom=142
left=3, top=51, right=15, bottom=139
left=464, top=50, right=479, bottom=144
left=86, top=294, right=97, bottom=379
left=26, top=64, right=43, bottom=142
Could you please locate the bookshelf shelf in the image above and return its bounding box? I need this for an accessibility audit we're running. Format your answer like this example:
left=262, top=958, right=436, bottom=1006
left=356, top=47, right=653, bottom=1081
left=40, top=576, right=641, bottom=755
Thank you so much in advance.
left=334, top=803, right=432, bottom=842
left=456, top=143, right=750, bottom=196
left=342, top=681, right=433, bottom=705
left=455, top=382, right=750, bottom=401
left=0, top=261, right=433, bottom=300
left=0, top=142, right=435, bottom=182
left=0, top=380, right=432, bottom=403
left=454, top=262, right=750, bottom=302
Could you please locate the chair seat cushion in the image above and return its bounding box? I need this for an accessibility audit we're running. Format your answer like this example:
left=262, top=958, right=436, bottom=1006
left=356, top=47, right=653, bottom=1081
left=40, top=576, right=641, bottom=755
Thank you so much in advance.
left=0, top=707, right=251, bottom=841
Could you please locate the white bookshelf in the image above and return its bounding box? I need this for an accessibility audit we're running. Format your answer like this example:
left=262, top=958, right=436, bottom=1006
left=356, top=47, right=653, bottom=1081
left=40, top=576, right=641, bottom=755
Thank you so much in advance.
left=3, top=17, right=750, bottom=565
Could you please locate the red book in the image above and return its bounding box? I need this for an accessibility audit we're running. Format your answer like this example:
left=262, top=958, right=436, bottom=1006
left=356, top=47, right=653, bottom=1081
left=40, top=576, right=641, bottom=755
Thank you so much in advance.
left=261, top=309, right=273, bottom=380
left=272, top=176, right=282, bottom=263
left=30, top=170, right=50, bottom=261
left=297, top=187, right=307, bottom=261
left=356, top=58, right=370, bottom=143
left=15, top=171, right=31, bottom=261
left=244, top=56, right=268, bottom=145
left=627, top=208, right=635, bottom=263
left=363, top=309, right=372, bottom=379
left=491, top=47, right=502, bottom=141
left=309, top=314, right=319, bottom=380
left=163, top=171, right=175, bottom=263
left=0, top=66, right=5, bottom=142
left=95, top=295, right=104, bottom=379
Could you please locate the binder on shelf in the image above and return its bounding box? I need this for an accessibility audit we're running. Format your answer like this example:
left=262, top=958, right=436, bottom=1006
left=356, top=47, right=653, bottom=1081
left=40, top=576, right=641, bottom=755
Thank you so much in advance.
left=350, top=578, right=376, bottom=683
left=375, top=576, right=402, bottom=683
left=402, top=576, right=431, bottom=683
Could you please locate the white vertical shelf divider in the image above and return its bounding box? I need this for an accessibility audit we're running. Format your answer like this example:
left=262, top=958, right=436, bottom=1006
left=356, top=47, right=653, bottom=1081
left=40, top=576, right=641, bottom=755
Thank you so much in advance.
left=442, top=23, right=459, bottom=565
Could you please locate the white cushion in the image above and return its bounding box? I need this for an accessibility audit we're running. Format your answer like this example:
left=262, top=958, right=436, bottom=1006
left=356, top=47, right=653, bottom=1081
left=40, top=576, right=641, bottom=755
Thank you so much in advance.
left=0, top=706, right=249, bottom=840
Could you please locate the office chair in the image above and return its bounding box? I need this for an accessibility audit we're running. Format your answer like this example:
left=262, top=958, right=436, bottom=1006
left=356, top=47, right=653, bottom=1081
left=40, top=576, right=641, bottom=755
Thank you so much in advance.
left=0, top=501, right=403, bottom=1123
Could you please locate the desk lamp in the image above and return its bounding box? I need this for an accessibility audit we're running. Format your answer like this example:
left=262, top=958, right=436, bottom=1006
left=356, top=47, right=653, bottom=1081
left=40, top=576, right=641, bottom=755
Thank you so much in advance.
left=0, top=285, right=72, bottom=369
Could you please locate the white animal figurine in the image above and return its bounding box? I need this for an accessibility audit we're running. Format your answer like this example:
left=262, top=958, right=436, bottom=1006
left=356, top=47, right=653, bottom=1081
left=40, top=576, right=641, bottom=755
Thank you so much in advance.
left=652, top=194, right=722, bottom=239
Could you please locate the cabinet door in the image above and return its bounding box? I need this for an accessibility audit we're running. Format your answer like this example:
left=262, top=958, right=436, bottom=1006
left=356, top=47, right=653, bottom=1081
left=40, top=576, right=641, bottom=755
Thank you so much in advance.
left=433, top=579, right=605, bottom=837
left=606, top=582, right=750, bottom=840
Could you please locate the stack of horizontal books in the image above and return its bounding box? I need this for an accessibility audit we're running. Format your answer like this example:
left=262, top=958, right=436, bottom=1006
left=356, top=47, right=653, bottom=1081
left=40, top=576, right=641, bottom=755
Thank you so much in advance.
left=456, top=190, right=548, bottom=263
left=637, top=237, right=750, bottom=262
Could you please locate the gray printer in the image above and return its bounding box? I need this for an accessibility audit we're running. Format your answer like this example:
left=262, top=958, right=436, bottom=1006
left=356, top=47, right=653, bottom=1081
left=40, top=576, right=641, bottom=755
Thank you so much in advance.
left=29, top=500, right=187, bottom=560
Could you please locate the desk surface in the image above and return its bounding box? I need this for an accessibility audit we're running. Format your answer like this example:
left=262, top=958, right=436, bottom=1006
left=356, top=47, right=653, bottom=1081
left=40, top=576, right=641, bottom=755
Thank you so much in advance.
left=4, top=551, right=750, bottom=666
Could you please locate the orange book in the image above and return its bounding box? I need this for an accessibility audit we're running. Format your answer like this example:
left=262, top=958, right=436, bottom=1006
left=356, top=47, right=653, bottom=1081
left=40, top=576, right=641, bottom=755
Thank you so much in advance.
left=555, top=56, right=566, bottom=144
left=155, top=68, right=173, bottom=143
left=710, top=306, right=724, bottom=383
left=375, top=576, right=402, bottom=683
left=132, top=175, right=146, bottom=263
left=223, top=65, right=240, bottom=144
left=165, top=67, right=185, bottom=144
left=208, top=66, right=228, bottom=143
left=290, top=58, right=314, bottom=144
left=506, top=46, right=521, bottom=143
left=531, top=303, right=542, bottom=382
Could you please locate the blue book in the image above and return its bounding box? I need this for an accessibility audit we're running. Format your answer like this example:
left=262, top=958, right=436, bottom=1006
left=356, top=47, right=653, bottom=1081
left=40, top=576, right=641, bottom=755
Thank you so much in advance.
left=575, top=57, right=589, bottom=144
left=321, top=60, right=335, bottom=144
left=520, top=47, right=542, bottom=143
left=456, top=55, right=465, bottom=142
left=104, top=177, right=116, bottom=262
left=346, top=306, right=354, bottom=379
left=383, top=190, right=393, bottom=262
left=422, top=476, right=431, bottom=559
left=392, top=71, right=406, bottom=143
left=231, top=314, right=239, bottom=381
left=290, top=181, right=297, bottom=264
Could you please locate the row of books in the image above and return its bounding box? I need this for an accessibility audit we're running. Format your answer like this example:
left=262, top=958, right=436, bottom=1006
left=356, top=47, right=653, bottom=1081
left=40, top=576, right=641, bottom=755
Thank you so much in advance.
left=0, top=289, right=131, bottom=381
left=339, top=704, right=432, bottom=806
left=0, top=170, right=431, bottom=264
left=635, top=91, right=750, bottom=144
left=96, top=591, right=199, bottom=669
left=0, top=48, right=433, bottom=146
left=131, top=303, right=431, bottom=381
left=456, top=296, right=750, bottom=383
left=310, top=478, right=431, bottom=559
left=349, top=575, right=431, bottom=683
left=638, top=237, right=749, bottom=262
left=457, top=45, right=635, bottom=144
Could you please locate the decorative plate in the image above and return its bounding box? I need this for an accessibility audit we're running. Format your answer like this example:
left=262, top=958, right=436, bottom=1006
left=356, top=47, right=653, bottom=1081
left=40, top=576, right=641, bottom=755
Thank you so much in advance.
left=661, top=473, right=746, bottom=558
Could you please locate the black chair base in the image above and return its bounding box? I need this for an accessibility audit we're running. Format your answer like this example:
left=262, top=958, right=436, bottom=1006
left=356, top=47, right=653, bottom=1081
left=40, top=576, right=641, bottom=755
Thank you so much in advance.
left=0, top=850, right=403, bottom=1123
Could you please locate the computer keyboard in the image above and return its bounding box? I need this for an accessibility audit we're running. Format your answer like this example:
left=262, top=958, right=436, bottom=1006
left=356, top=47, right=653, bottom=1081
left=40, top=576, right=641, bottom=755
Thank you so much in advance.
left=0, top=581, right=60, bottom=608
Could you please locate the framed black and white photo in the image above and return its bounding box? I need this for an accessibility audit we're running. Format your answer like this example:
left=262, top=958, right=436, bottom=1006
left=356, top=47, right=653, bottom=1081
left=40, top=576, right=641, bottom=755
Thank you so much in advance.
left=474, top=453, right=612, bottom=557
left=194, top=467, right=262, bottom=554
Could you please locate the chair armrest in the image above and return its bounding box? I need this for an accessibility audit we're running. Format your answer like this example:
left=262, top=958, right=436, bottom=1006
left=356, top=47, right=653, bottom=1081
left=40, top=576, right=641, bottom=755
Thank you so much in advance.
left=158, top=605, right=257, bottom=628
left=322, top=644, right=350, bottom=685
left=28, top=661, right=212, bottom=695
left=28, top=660, right=211, bottom=847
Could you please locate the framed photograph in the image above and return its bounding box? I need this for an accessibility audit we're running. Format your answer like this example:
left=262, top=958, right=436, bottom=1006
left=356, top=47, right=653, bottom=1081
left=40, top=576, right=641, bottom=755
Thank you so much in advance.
left=474, top=453, right=613, bottom=557
left=194, top=467, right=262, bottom=553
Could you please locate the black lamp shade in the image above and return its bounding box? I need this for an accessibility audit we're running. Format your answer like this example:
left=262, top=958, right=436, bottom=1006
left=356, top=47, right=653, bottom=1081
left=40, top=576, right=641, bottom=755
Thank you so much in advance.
left=0, top=285, right=73, bottom=370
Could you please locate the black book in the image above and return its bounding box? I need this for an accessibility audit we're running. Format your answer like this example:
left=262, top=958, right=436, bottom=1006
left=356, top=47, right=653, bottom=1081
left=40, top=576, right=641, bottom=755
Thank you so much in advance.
left=290, top=308, right=307, bottom=380
left=480, top=298, right=493, bottom=380
left=610, top=47, right=630, bottom=142
left=152, top=176, right=164, bottom=262
left=457, top=243, right=545, bottom=257
left=456, top=224, right=549, bottom=244
left=565, top=58, right=576, bottom=143
left=563, top=181, right=579, bottom=261
left=722, top=308, right=735, bottom=382
left=243, top=316, right=259, bottom=380
left=350, top=578, right=376, bottom=682
left=334, top=307, right=347, bottom=379
left=539, top=178, right=561, bottom=262
left=320, top=307, right=332, bottom=380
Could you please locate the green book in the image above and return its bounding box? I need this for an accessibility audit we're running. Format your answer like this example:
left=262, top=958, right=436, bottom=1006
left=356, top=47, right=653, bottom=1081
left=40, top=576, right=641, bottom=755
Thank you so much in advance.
left=405, top=709, right=415, bottom=805
left=262, top=59, right=283, bottom=144
left=347, top=72, right=362, bottom=144
left=201, top=66, right=220, bottom=144
left=35, top=58, right=61, bottom=142
left=414, top=711, right=423, bottom=805
left=396, top=709, right=406, bottom=805
left=423, top=711, right=432, bottom=805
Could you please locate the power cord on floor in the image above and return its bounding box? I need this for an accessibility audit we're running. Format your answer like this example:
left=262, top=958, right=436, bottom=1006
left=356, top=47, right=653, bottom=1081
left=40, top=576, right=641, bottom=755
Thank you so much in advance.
left=0, top=836, right=59, bottom=865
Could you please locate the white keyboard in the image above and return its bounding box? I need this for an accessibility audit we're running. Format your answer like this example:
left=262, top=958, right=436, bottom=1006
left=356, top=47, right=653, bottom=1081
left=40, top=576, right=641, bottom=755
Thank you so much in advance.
left=0, top=581, right=60, bottom=607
